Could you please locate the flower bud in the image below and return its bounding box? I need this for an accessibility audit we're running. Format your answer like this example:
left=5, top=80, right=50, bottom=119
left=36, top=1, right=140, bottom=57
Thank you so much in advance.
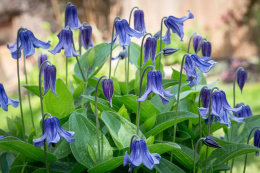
left=203, top=136, right=224, bottom=149
left=38, top=53, right=47, bottom=69
left=237, top=69, right=247, bottom=93
left=254, top=129, right=260, bottom=156
left=200, top=88, right=211, bottom=108
left=134, top=10, right=146, bottom=35
left=102, top=79, right=114, bottom=107
left=201, top=41, right=212, bottom=57
left=193, top=35, right=202, bottom=53
left=162, top=47, right=181, bottom=56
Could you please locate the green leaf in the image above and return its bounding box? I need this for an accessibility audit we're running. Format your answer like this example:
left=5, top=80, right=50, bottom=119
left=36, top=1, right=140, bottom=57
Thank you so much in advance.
left=88, top=156, right=124, bottom=173
left=148, top=143, right=181, bottom=154
left=208, top=144, right=260, bottom=168
left=128, top=42, right=141, bottom=68
left=22, top=85, right=43, bottom=97
left=144, top=111, right=198, bottom=137
left=69, top=112, right=113, bottom=168
left=155, top=158, right=185, bottom=173
left=1, top=152, right=15, bottom=173
left=28, top=129, right=36, bottom=145
left=6, top=117, right=17, bottom=136
left=74, top=43, right=118, bottom=80
left=101, top=111, right=145, bottom=149
left=117, top=104, right=129, bottom=121
left=52, top=139, right=71, bottom=159
left=143, top=115, right=156, bottom=132
left=71, top=163, right=86, bottom=173
left=113, top=95, right=160, bottom=121
left=171, top=68, right=188, bottom=83
left=0, top=137, right=57, bottom=163
left=43, top=79, right=74, bottom=118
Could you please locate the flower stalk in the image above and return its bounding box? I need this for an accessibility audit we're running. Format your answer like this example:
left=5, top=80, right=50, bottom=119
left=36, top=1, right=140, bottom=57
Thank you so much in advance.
left=159, top=17, right=168, bottom=71
left=193, top=138, right=206, bottom=173
left=187, top=32, right=199, bottom=53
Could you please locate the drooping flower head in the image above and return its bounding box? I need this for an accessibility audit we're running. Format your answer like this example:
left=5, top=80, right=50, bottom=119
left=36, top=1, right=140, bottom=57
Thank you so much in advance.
left=102, top=79, right=114, bottom=107
left=7, top=28, right=51, bottom=59
left=200, top=88, right=211, bottom=108
left=203, top=136, right=224, bottom=149
left=193, top=35, right=202, bottom=53
left=123, top=139, right=161, bottom=171
left=33, top=116, right=75, bottom=147
left=114, top=19, right=143, bottom=47
left=237, top=69, right=247, bottom=93
left=143, top=37, right=157, bottom=66
left=42, top=64, right=57, bottom=96
left=254, top=129, right=260, bottom=156
left=134, top=10, right=146, bottom=35
left=235, top=103, right=253, bottom=118
left=201, top=41, right=212, bottom=57
left=80, top=23, right=94, bottom=50
left=64, top=2, right=81, bottom=30
left=137, top=70, right=175, bottom=104
left=112, top=49, right=128, bottom=60
left=49, top=27, right=79, bottom=57
left=199, top=90, right=244, bottom=127
left=162, top=10, right=194, bottom=45
left=0, top=83, right=19, bottom=111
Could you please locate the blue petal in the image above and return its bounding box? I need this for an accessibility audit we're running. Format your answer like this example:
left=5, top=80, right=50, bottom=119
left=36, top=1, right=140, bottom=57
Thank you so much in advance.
left=129, top=140, right=142, bottom=167
left=20, top=31, right=35, bottom=58
left=54, top=117, right=75, bottom=143
left=27, top=30, right=51, bottom=49
left=33, top=131, right=47, bottom=147
left=227, top=111, right=244, bottom=123
left=162, top=27, right=171, bottom=45
left=50, top=65, right=58, bottom=97
left=220, top=91, right=242, bottom=114
left=7, top=39, right=22, bottom=59
left=43, top=65, right=51, bottom=96
left=190, top=54, right=215, bottom=73
left=199, top=107, right=209, bottom=119
left=140, top=139, right=159, bottom=170
left=123, top=19, right=143, bottom=38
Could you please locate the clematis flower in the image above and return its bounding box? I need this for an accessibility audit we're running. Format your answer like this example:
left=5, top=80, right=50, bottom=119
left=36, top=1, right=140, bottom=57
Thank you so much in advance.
left=113, top=19, right=143, bottom=47
left=199, top=90, right=244, bottom=127
left=102, top=79, right=114, bottom=107
left=193, top=35, right=202, bottom=53
left=162, top=10, right=194, bottom=45
left=33, top=116, right=75, bottom=147
left=237, top=69, right=247, bottom=93
left=112, top=49, right=128, bottom=60
left=235, top=103, right=253, bottom=118
left=43, top=64, right=57, bottom=96
left=203, top=136, right=224, bottom=149
left=200, top=88, right=211, bottom=108
left=254, top=129, right=260, bottom=156
left=201, top=41, right=212, bottom=57
left=80, top=23, right=94, bottom=50
left=137, top=70, right=175, bottom=104
left=143, top=37, right=157, bottom=65
left=162, top=47, right=180, bottom=56
left=0, top=83, right=19, bottom=111
left=38, top=53, right=47, bottom=69
left=123, top=139, right=161, bottom=171
left=134, top=10, right=146, bottom=35
left=7, top=28, right=50, bottom=59
left=64, top=2, right=81, bottom=30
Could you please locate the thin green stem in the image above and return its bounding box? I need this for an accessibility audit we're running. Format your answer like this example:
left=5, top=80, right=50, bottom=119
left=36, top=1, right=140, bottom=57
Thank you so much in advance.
left=243, top=126, right=260, bottom=173
left=39, top=60, right=52, bottom=173
left=66, top=57, right=68, bottom=85
left=23, top=55, right=35, bottom=130
left=95, top=75, right=107, bottom=163
left=170, top=53, right=189, bottom=162
left=109, top=17, right=121, bottom=78
left=137, top=65, right=154, bottom=135
left=139, top=33, right=152, bottom=79
left=159, top=16, right=168, bottom=72
left=125, top=54, right=127, bottom=92
left=204, top=87, right=219, bottom=173
left=193, top=138, right=206, bottom=173
left=113, top=59, right=120, bottom=77
left=187, top=32, right=199, bottom=54
left=16, top=28, right=26, bottom=141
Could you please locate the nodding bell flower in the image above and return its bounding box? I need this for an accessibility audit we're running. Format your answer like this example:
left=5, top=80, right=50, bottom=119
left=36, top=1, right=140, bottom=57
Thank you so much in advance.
left=49, top=27, right=79, bottom=57
left=43, top=64, right=57, bottom=96
left=38, top=53, right=47, bottom=69
left=199, top=90, right=244, bottom=127
left=201, top=41, right=212, bottom=57
left=33, top=116, right=75, bottom=147
left=0, top=83, right=19, bottom=111
left=200, top=88, right=211, bottom=108
left=113, top=19, right=143, bottom=47
left=235, top=103, right=253, bottom=118
left=64, top=2, right=81, bottom=30
left=254, top=129, right=260, bottom=156
left=193, top=35, right=202, bottom=53
left=7, top=28, right=50, bottom=59
left=137, top=70, right=175, bottom=104
left=143, top=37, right=157, bottom=65
left=102, top=79, right=114, bottom=107
left=237, top=69, right=247, bottom=93
left=134, top=10, right=146, bottom=35
left=203, top=136, right=224, bottom=149
left=162, top=47, right=181, bottom=56
left=112, top=49, right=128, bottom=60
left=162, top=10, right=194, bottom=45
left=123, top=139, right=161, bottom=171
left=80, top=23, right=94, bottom=50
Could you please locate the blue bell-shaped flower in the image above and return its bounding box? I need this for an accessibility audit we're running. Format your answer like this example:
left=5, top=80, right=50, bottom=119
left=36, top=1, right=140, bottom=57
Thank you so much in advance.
left=102, top=79, right=114, bottom=107
left=193, top=35, right=202, bottom=53
left=134, top=10, right=146, bottom=35
left=0, top=83, right=19, bottom=111
left=64, top=2, right=81, bottom=30
left=237, top=69, right=247, bottom=93
left=143, top=37, right=157, bottom=66
left=42, top=64, right=57, bottom=96
left=254, top=129, right=260, bottom=156
left=201, top=41, right=212, bottom=57
left=80, top=23, right=94, bottom=50
left=200, top=88, right=211, bottom=108
left=236, top=103, right=252, bottom=118
left=38, top=53, right=47, bottom=69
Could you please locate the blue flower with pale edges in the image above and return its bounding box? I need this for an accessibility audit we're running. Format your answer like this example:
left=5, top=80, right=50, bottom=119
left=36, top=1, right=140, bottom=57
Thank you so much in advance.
left=162, top=10, right=194, bottom=45
left=134, top=10, right=146, bottom=35
left=123, top=139, right=161, bottom=171
left=49, top=27, right=79, bottom=57
left=199, top=90, right=244, bottom=127
left=33, top=116, right=75, bottom=147
left=42, top=64, right=57, bottom=97
left=254, top=129, right=260, bottom=156
left=235, top=103, right=252, bottom=118
left=64, top=2, right=81, bottom=30
left=113, top=19, right=143, bottom=47
left=80, top=23, right=94, bottom=50
left=7, top=28, right=50, bottom=59
left=143, top=37, right=157, bottom=66
left=0, top=83, right=19, bottom=111
left=137, top=70, right=175, bottom=104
